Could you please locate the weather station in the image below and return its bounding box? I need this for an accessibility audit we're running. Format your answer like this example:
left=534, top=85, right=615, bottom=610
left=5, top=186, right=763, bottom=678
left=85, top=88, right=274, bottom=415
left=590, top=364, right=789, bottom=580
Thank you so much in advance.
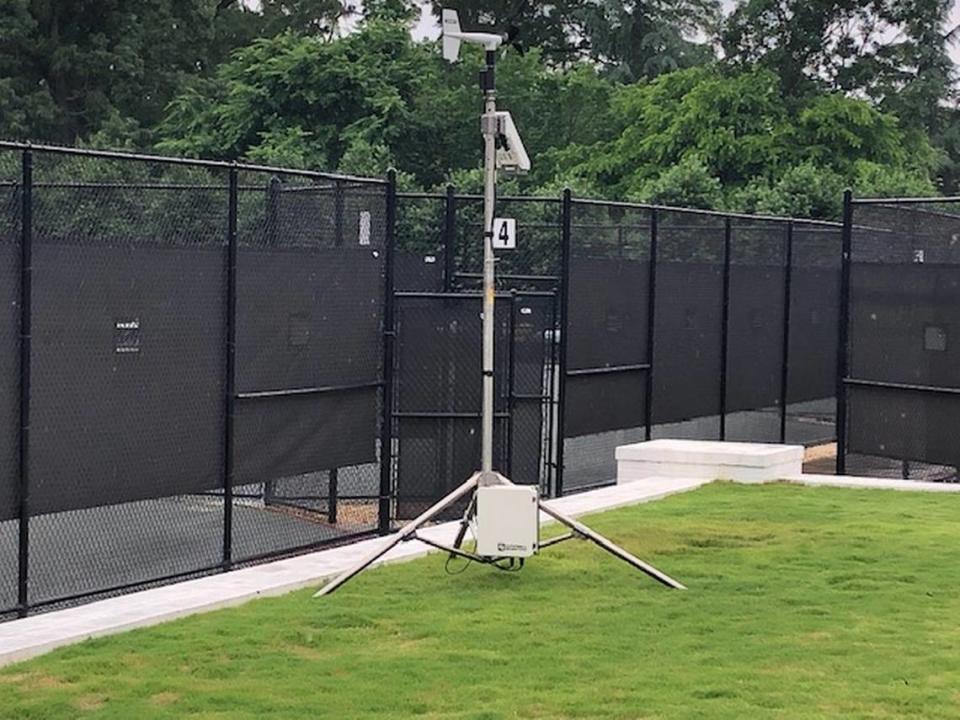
left=315, top=9, right=685, bottom=596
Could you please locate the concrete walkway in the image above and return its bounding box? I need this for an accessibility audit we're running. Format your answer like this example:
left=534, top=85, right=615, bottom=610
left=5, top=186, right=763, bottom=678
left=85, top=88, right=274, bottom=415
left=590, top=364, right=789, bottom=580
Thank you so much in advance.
left=2, top=471, right=958, bottom=668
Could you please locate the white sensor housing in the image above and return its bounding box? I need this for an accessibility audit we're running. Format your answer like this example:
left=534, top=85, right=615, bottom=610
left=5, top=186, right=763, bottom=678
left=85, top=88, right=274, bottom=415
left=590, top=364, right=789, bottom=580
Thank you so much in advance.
left=493, top=111, right=531, bottom=174
left=475, top=485, right=539, bottom=558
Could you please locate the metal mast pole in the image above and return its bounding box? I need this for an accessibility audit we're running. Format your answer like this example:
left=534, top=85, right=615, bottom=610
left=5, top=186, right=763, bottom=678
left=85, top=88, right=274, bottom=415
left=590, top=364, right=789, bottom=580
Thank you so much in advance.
left=314, top=12, right=686, bottom=597
left=480, top=49, right=497, bottom=477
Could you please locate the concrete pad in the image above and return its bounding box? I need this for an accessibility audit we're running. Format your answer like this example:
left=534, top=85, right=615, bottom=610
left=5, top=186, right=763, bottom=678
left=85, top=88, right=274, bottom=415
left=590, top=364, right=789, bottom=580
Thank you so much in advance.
left=617, top=439, right=804, bottom=484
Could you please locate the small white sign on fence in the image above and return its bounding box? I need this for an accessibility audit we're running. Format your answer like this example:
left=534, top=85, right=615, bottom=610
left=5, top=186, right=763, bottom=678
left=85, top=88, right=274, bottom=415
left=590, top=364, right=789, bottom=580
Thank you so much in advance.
left=359, top=211, right=372, bottom=245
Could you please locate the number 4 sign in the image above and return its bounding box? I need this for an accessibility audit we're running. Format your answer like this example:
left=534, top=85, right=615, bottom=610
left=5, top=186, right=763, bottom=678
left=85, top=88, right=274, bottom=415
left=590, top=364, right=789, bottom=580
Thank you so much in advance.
left=492, top=217, right=516, bottom=250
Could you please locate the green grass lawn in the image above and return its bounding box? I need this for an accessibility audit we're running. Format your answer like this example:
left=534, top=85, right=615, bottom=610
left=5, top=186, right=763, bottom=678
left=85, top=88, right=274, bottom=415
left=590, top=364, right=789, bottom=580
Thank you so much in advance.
left=3, top=482, right=960, bottom=719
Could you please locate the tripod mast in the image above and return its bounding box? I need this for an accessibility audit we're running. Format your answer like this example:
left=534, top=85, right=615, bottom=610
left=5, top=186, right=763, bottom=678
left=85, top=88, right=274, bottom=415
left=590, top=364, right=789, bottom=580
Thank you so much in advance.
left=480, top=49, right=497, bottom=478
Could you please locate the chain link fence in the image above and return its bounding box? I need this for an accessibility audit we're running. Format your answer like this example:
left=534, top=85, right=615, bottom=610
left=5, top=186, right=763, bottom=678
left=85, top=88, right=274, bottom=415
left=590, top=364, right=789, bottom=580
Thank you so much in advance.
left=839, top=196, right=960, bottom=481
left=0, top=147, right=854, bottom=621
left=0, top=142, right=391, bottom=618
left=558, top=199, right=843, bottom=493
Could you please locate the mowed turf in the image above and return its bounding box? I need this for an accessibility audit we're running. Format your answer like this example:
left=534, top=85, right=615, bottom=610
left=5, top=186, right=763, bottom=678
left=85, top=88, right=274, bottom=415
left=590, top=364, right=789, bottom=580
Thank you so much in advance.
left=2, top=482, right=960, bottom=719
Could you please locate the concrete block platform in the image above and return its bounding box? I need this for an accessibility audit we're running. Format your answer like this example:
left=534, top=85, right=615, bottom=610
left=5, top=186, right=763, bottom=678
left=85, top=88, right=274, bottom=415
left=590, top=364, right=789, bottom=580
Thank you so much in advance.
left=617, top=439, right=804, bottom=484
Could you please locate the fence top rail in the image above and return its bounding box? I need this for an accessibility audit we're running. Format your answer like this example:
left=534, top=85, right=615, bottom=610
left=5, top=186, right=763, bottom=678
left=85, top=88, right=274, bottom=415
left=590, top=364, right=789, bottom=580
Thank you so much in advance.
left=850, top=203, right=960, bottom=227
left=395, top=290, right=556, bottom=299
left=396, top=191, right=561, bottom=204
left=571, top=196, right=844, bottom=229
left=0, top=140, right=388, bottom=186
left=397, top=191, right=841, bottom=228
left=852, top=195, right=960, bottom=206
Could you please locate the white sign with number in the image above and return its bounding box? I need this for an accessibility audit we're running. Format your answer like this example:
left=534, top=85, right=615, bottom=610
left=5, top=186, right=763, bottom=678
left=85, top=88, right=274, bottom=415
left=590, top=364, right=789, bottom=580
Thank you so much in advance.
left=492, top=217, right=516, bottom=250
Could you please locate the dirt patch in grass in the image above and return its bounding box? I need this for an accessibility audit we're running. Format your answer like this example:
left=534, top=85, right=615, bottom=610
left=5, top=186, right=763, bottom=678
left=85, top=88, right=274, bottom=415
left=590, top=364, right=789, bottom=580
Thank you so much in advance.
left=149, top=691, right=180, bottom=706
left=72, top=694, right=107, bottom=711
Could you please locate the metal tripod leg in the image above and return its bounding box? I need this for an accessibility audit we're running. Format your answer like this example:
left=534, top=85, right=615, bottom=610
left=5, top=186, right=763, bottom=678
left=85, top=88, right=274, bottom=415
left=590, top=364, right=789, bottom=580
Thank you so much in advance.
left=537, top=500, right=686, bottom=590
left=449, top=493, right=476, bottom=558
left=314, top=473, right=480, bottom=597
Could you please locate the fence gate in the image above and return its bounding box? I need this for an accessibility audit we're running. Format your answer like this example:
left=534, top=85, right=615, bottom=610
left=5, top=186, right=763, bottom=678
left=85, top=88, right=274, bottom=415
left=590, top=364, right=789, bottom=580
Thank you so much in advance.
left=392, top=290, right=556, bottom=518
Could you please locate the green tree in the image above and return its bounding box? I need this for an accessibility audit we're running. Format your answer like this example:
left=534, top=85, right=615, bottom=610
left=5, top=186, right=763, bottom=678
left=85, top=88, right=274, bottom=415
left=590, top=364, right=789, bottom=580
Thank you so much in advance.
left=722, top=0, right=956, bottom=125
left=0, top=0, right=355, bottom=145
left=157, top=24, right=617, bottom=190
left=252, top=0, right=356, bottom=39
left=0, top=1, right=265, bottom=143
left=558, top=66, right=936, bottom=218
left=630, top=156, right=724, bottom=208
left=562, top=67, right=791, bottom=194
left=577, top=0, right=721, bottom=81
left=754, top=163, right=846, bottom=218
left=157, top=23, right=440, bottom=176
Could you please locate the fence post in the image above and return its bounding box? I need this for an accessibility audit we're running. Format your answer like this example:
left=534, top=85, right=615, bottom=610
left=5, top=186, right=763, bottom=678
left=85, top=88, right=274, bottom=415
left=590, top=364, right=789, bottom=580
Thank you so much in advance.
left=506, top=291, right=517, bottom=477
left=836, top=189, right=853, bottom=475
left=261, top=176, right=281, bottom=506
left=222, top=165, right=238, bottom=571
left=327, top=471, right=338, bottom=524
left=645, top=208, right=658, bottom=441
left=266, top=176, right=281, bottom=246
left=779, top=221, right=795, bottom=443
left=17, top=147, right=33, bottom=617
left=379, top=170, right=397, bottom=534
left=546, top=289, right=559, bottom=496
left=328, top=179, right=347, bottom=524
left=444, top=184, right=456, bottom=292
left=554, top=189, right=572, bottom=497
left=334, top=178, right=345, bottom=245
left=719, top=217, right=732, bottom=440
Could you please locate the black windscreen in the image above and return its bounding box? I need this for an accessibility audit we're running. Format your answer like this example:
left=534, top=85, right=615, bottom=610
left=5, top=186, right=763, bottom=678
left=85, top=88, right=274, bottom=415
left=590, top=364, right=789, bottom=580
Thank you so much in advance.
left=787, top=225, right=840, bottom=405
left=509, top=294, right=554, bottom=485
left=847, top=203, right=960, bottom=465
left=0, top=222, right=19, bottom=522
left=29, top=243, right=226, bottom=515
left=233, top=389, right=376, bottom=483
left=566, top=257, right=649, bottom=371
left=848, top=384, right=960, bottom=467
left=565, top=372, right=646, bottom=437
left=235, top=248, right=382, bottom=391
left=564, top=203, right=650, bottom=438
left=394, top=250, right=444, bottom=292
left=651, top=262, right=724, bottom=424
left=788, top=268, right=840, bottom=403
left=395, top=296, right=509, bottom=415
left=849, top=263, right=960, bottom=388
left=232, top=178, right=386, bottom=486
left=232, top=247, right=382, bottom=480
left=726, top=264, right=784, bottom=412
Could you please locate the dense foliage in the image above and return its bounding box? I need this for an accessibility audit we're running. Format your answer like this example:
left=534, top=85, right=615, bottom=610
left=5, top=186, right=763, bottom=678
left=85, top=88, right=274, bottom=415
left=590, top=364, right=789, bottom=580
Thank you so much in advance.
left=2, top=0, right=958, bottom=218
